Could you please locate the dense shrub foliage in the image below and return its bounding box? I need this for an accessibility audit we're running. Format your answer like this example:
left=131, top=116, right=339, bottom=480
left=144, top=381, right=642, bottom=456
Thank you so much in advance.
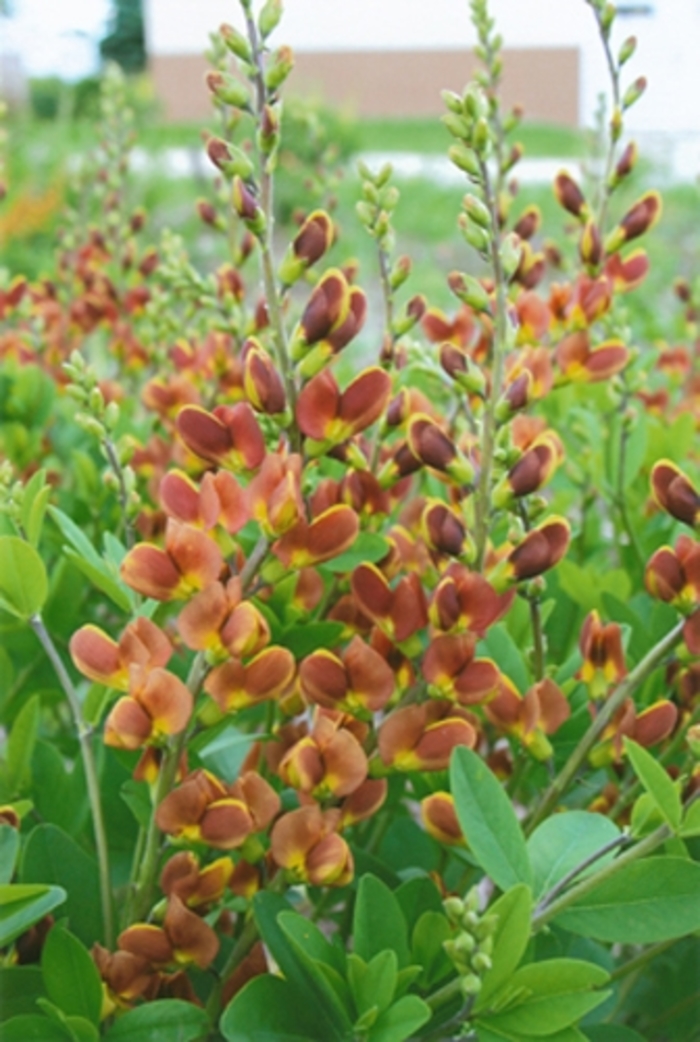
left=0, top=1, right=698, bottom=1040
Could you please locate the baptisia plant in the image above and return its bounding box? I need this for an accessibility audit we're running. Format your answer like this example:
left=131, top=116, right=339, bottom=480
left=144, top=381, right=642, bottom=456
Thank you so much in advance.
left=0, top=1, right=699, bottom=1040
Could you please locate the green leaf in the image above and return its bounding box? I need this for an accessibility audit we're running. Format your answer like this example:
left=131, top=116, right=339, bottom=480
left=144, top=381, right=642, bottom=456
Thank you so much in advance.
left=41, top=925, right=103, bottom=1024
left=6, top=694, right=40, bottom=795
left=477, top=1027, right=586, bottom=1042
left=0, top=883, right=66, bottom=948
left=367, top=994, right=431, bottom=1042
left=190, top=723, right=259, bottom=784
left=527, top=812, right=622, bottom=902
left=411, top=912, right=452, bottom=988
left=450, top=746, right=533, bottom=892
left=103, top=999, right=210, bottom=1042
left=680, top=798, right=700, bottom=837
left=49, top=507, right=131, bottom=612
left=0, top=823, right=19, bottom=883
left=0, top=1015, right=74, bottom=1041
left=21, top=470, right=52, bottom=549
left=554, top=856, right=700, bottom=943
left=321, top=532, right=390, bottom=573
left=475, top=884, right=533, bottom=1010
left=0, top=966, right=47, bottom=1019
left=395, top=876, right=444, bottom=936
left=20, top=824, right=103, bottom=946
left=253, top=891, right=351, bottom=1040
left=0, top=536, right=48, bottom=619
left=479, top=623, right=530, bottom=692
left=584, top=1026, right=647, bottom=1042
left=481, top=958, right=609, bottom=1036
left=64, top=1016, right=100, bottom=1042
left=278, top=910, right=346, bottom=978
left=278, top=620, right=344, bottom=658
left=623, top=738, right=682, bottom=830
left=354, top=874, right=411, bottom=969
left=348, top=950, right=398, bottom=1018
left=221, top=974, right=328, bottom=1041
left=557, top=561, right=630, bottom=615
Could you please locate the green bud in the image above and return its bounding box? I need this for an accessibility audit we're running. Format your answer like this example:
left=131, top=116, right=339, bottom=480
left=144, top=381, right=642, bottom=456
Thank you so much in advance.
left=448, top=144, right=481, bottom=179
left=618, top=35, right=636, bottom=65
left=104, top=401, right=120, bottom=432
left=375, top=163, right=393, bottom=188
left=443, top=897, right=465, bottom=925
left=355, top=200, right=375, bottom=227
left=473, top=116, right=491, bottom=154
left=88, top=387, right=105, bottom=414
left=499, top=232, right=522, bottom=280
left=259, top=0, right=283, bottom=39
left=601, top=2, right=615, bottom=34
left=453, top=933, right=477, bottom=957
left=442, top=89, right=464, bottom=115
left=77, top=414, right=106, bottom=440
left=458, top=214, right=490, bottom=254
left=622, top=76, right=647, bottom=110
left=460, top=974, right=483, bottom=997
left=464, top=85, right=489, bottom=122
left=442, top=112, right=472, bottom=140
left=265, top=45, right=294, bottom=92
left=220, top=23, right=252, bottom=62
left=471, top=952, right=492, bottom=974
left=448, top=270, right=491, bottom=313
left=205, top=70, right=250, bottom=109
left=463, top=193, right=491, bottom=229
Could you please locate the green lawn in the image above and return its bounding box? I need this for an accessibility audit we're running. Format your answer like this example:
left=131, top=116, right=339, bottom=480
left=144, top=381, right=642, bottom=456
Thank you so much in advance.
left=351, top=117, right=587, bottom=157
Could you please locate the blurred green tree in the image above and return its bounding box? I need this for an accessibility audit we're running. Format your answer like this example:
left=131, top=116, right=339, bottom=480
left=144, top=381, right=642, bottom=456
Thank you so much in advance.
left=100, top=0, right=146, bottom=73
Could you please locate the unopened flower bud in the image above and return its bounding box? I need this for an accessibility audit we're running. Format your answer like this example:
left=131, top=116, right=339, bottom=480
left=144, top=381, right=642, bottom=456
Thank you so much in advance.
left=622, top=76, right=647, bottom=110
left=499, top=232, right=523, bottom=280
left=554, top=171, right=586, bottom=219
left=458, top=214, right=490, bottom=254
left=448, top=144, right=481, bottom=178
left=442, top=89, right=464, bottom=115
left=205, top=71, right=250, bottom=110
left=220, top=23, right=252, bottom=62
left=447, top=270, right=491, bottom=313
left=389, top=255, right=411, bottom=290
left=265, top=45, right=294, bottom=92
left=471, top=952, right=492, bottom=974
left=460, top=974, right=482, bottom=997
left=463, top=193, right=491, bottom=229
left=443, top=897, right=465, bottom=925
left=258, top=0, right=283, bottom=38
left=687, top=724, right=700, bottom=759
left=618, top=35, right=637, bottom=65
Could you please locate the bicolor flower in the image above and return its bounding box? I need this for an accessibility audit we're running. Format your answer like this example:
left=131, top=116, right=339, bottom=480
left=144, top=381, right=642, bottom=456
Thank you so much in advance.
left=121, top=520, right=224, bottom=601
left=176, top=401, right=266, bottom=471
left=421, top=500, right=467, bottom=557
left=430, top=562, right=511, bottom=636
left=407, top=414, right=475, bottom=485
left=553, top=171, right=587, bottom=219
left=645, top=535, right=700, bottom=612
left=421, top=792, right=464, bottom=845
left=91, top=945, right=156, bottom=1009
left=484, top=677, right=570, bottom=760
left=103, top=666, right=193, bottom=750
left=338, top=778, right=388, bottom=829
left=273, top=504, right=359, bottom=568
left=290, top=268, right=367, bottom=376
left=605, top=191, right=662, bottom=253
left=554, top=331, right=629, bottom=384
left=155, top=769, right=280, bottom=850
left=378, top=700, right=478, bottom=772
left=118, top=894, right=219, bottom=970
left=495, top=516, right=570, bottom=586
left=296, top=366, right=391, bottom=446
left=247, top=452, right=304, bottom=537
left=650, top=461, right=700, bottom=528
left=159, top=469, right=249, bottom=534
left=204, top=645, right=296, bottom=713
left=422, top=633, right=500, bottom=706
left=577, top=611, right=626, bottom=700
left=70, top=617, right=172, bottom=691
left=278, top=209, right=334, bottom=285
left=160, top=851, right=233, bottom=911
left=242, top=338, right=286, bottom=415
left=299, top=635, right=395, bottom=715
left=589, top=698, right=677, bottom=766
left=270, top=805, right=353, bottom=887
left=177, top=577, right=270, bottom=661
left=493, top=431, right=563, bottom=506
left=277, top=709, right=368, bottom=799
left=351, top=563, right=428, bottom=645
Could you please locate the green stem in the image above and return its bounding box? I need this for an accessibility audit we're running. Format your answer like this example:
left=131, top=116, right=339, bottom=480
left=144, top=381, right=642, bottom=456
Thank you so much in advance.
left=526, top=619, right=685, bottom=833
left=239, top=534, right=269, bottom=590
left=128, top=652, right=208, bottom=924
left=103, top=436, right=135, bottom=550
left=607, top=938, right=678, bottom=985
left=473, top=161, right=511, bottom=571
left=532, top=819, right=672, bottom=933
left=30, top=613, right=114, bottom=947
left=205, top=913, right=260, bottom=1021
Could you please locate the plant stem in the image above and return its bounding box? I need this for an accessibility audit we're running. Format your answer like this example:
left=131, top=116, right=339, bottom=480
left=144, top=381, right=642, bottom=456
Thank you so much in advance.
left=526, top=619, right=685, bottom=833
left=534, top=832, right=631, bottom=916
left=531, top=818, right=672, bottom=932
left=103, top=435, right=135, bottom=549
left=30, top=613, right=114, bottom=947
left=205, top=913, right=260, bottom=1021
left=128, top=652, right=207, bottom=924
left=239, top=534, right=269, bottom=589
left=607, top=937, right=678, bottom=984
left=473, top=162, right=511, bottom=571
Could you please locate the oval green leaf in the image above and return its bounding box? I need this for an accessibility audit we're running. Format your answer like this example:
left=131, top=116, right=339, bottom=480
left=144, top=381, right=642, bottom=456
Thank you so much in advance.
left=221, top=974, right=329, bottom=1042
left=0, top=883, right=66, bottom=948
left=450, top=746, right=532, bottom=892
left=554, top=856, right=700, bottom=943
left=41, top=925, right=103, bottom=1025
left=0, top=536, right=48, bottom=620
left=475, top=884, right=533, bottom=1011
left=624, top=738, right=682, bottom=831
left=527, top=811, right=622, bottom=901
left=103, top=999, right=210, bottom=1042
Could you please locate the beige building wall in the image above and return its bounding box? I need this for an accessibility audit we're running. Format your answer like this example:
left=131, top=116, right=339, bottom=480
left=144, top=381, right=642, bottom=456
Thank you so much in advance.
left=150, top=47, right=579, bottom=125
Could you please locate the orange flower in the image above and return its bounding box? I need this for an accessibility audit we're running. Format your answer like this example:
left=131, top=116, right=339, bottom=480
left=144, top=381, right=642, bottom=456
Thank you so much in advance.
left=351, top=563, right=428, bottom=645
left=242, top=337, right=286, bottom=415
left=589, top=699, right=677, bottom=766
left=378, top=700, right=478, bottom=771
left=176, top=401, right=266, bottom=471
left=650, top=461, right=700, bottom=528
left=407, top=414, right=474, bottom=485
left=430, top=562, right=512, bottom=636
left=177, top=578, right=270, bottom=661
left=118, top=895, right=219, bottom=970
left=296, top=366, right=391, bottom=445
left=422, top=633, right=500, bottom=706
left=92, top=944, right=156, bottom=1009
left=160, top=851, right=233, bottom=911
left=645, top=536, right=700, bottom=612
left=103, top=667, right=193, bottom=750
left=278, top=709, right=368, bottom=799
left=273, top=504, right=359, bottom=569
left=247, top=452, right=304, bottom=537
left=204, top=646, right=296, bottom=713
left=497, top=516, right=570, bottom=586
left=421, top=501, right=467, bottom=557
left=156, top=769, right=280, bottom=850
left=493, top=431, right=563, bottom=505
left=485, top=677, right=571, bottom=759
left=70, top=617, right=172, bottom=690
left=121, top=521, right=224, bottom=601
left=578, top=611, right=626, bottom=700
left=421, top=792, right=464, bottom=845
left=159, top=469, right=249, bottom=534
left=291, top=268, right=367, bottom=376
left=270, top=805, right=353, bottom=887
left=554, top=331, right=628, bottom=384
left=299, top=635, right=395, bottom=715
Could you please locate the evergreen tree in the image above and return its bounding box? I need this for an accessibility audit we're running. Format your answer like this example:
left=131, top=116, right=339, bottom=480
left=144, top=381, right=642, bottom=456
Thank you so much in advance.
left=100, top=0, right=146, bottom=74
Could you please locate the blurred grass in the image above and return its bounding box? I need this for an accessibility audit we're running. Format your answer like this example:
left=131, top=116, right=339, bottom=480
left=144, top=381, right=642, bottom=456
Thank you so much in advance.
left=353, top=118, right=587, bottom=157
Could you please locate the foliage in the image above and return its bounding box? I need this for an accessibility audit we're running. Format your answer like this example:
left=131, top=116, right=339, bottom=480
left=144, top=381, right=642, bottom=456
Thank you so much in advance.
left=0, top=1, right=699, bottom=1040
left=100, top=0, right=147, bottom=75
